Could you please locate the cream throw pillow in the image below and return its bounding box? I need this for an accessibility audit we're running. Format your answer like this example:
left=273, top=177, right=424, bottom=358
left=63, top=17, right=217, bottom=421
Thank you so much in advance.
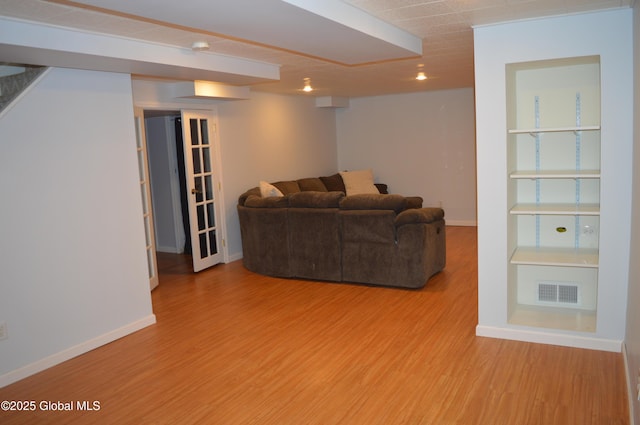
left=259, top=181, right=284, bottom=198
left=339, top=169, right=379, bottom=196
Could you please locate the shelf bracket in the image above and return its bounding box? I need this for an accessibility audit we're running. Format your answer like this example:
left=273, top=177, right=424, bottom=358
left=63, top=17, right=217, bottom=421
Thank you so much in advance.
left=535, top=95, right=541, bottom=248
left=575, top=92, right=582, bottom=249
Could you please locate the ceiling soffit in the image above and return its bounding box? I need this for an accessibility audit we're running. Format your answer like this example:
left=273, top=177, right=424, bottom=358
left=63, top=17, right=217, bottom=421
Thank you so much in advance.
left=60, top=0, right=423, bottom=65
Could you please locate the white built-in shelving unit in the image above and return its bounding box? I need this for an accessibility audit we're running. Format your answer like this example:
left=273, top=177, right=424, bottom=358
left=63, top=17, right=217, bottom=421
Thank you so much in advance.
left=474, top=9, right=633, bottom=352
left=506, top=56, right=601, bottom=333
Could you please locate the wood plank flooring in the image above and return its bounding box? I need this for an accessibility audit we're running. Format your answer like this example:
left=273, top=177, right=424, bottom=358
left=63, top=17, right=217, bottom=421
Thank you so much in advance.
left=0, top=226, right=628, bottom=424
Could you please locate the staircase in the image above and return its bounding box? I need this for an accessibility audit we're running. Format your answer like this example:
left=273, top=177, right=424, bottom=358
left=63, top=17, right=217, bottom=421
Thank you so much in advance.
left=0, top=65, right=46, bottom=113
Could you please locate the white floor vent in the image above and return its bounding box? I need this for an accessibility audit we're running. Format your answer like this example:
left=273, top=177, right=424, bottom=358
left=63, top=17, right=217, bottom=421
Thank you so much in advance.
left=537, top=281, right=581, bottom=307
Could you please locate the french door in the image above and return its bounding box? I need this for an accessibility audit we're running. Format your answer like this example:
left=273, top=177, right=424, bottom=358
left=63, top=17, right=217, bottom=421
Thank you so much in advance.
left=181, top=110, right=224, bottom=272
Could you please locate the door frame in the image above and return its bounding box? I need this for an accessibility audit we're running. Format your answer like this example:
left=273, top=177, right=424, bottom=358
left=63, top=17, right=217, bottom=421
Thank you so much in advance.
left=134, top=106, right=159, bottom=290
left=145, top=112, right=187, bottom=254
left=135, top=101, right=229, bottom=270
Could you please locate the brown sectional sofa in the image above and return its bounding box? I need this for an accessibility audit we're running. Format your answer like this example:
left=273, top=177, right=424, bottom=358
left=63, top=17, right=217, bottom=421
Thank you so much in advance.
left=237, top=174, right=446, bottom=289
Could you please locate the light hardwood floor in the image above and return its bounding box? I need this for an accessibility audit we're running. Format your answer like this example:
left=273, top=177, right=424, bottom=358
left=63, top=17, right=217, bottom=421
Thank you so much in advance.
left=0, top=226, right=628, bottom=424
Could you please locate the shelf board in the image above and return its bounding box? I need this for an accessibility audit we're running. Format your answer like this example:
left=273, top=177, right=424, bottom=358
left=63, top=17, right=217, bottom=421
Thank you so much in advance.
left=510, top=170, right=600, bottom=179
left=508, top=125, right=600, bottom=134
left=510, top=203, right=600, bottom=215
left=510, top=247, right=599, bottom=267
left=508, top=304, right=596, bottom=333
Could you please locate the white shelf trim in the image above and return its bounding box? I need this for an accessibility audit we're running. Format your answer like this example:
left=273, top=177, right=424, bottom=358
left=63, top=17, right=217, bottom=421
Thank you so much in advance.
left=508, top=125, right=600, bottom=134
left=476, top=325, right=622, bottom=352
left=510, top=247, right=599, bottom=267
left=510, top=170, right=600, bottom=179
left=510, top=203, right=600, bottom=215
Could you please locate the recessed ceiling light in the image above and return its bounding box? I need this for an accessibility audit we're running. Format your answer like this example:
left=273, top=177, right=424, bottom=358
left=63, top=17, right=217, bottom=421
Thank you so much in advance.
left=191, top=41, right=210, bottom=51
left=416, top=63, right=427, bottom=81
left=303, top=77, right=313, bottom=92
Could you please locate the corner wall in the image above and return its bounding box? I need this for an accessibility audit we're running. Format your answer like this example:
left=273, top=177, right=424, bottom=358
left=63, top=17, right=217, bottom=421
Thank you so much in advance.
left=625, top=2, right=640, bottom=423
left=217, top=92, right=339, bottom=259
left=0, top=68, right=155, bottom=387
left=335, top=88, right=477, bottom=225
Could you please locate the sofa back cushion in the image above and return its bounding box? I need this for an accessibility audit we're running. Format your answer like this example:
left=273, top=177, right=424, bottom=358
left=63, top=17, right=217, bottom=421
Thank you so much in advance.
left=374, top=183, right=388, bottom=194
left=320, top=173, right=346, bottom=192
left=273, top=180, right=301, bottom=195
left=238, top=174, right=390, bottom=206
left=339, top=194, right=407, bottom=214
left=297, top=177, right=327, bottom=192
left=289, top=191, right=344, bottom=208
left=244, top=195, right=289, bottom=208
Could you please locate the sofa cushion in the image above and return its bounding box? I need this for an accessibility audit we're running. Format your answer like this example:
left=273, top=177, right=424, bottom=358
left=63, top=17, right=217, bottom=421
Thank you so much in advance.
left=320, top=173, right=346, bottom=193
left=238, top=205, right=291, bottom=277
left=406, top=196, right=423, bottom=209
left=374, top=183, right=388, bottom=194
left=244, top=195, right=289, bottom=208
left=339, top=194, right=407, bottom=213
left=288, top=208, right=342, bottom=281
left=289, top=191, right=344, bottom=208
left=297, top=177, right=327, bottom=192
left=273, top=180, right=301, bottom=195
left=340, top=169, right=379, bottom=196
left=341, top=210, right=397, bottom=244
left=260, top=181, right=284, bottom=198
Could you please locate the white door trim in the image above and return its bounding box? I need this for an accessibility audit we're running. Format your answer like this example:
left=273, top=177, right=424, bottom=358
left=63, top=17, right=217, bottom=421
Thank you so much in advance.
left=134, top=101, right=228, bottom=268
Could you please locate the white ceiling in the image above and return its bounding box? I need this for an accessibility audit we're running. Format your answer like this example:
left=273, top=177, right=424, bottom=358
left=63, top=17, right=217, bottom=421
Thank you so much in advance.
left=0, top=0, right=635, bottom=98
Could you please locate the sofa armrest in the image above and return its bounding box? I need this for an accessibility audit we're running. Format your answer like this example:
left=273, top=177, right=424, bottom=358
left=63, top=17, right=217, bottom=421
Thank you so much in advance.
left=405, top=196, right=423, bottom=209
left=238, top=187, right=261, bottom=206
left=244, top=195, right=289, bottom=208
left=395, top=207, right=445, bottom=226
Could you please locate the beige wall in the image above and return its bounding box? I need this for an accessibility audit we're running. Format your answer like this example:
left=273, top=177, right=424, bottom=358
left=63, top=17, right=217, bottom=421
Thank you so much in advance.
left=217, top=91, right=339, bottom=259
left=336, top=88, right=477, bottom=225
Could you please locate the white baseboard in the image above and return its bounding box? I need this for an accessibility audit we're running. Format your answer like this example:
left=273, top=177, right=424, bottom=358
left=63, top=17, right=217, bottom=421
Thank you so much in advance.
left=446, top=220, right=477, bottom=227
left=476, top=324, right=622, bottom=352
left=156, top=245, right=182, bottom=254
left=227, top=252, right=243, bottom=263
left=0, top=314, right=156, bottom=388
